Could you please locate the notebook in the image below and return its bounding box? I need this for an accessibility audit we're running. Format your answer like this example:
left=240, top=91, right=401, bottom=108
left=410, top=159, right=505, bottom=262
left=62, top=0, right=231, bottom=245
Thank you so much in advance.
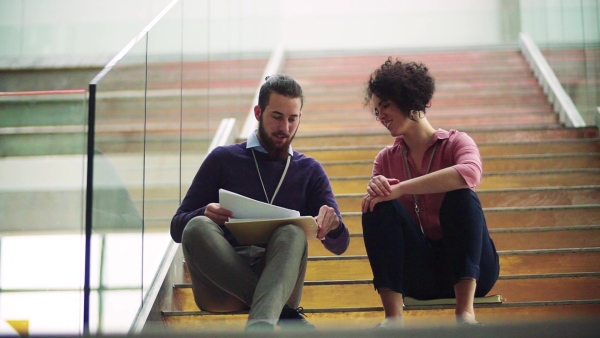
left=219, top=189, right=319, bottom=245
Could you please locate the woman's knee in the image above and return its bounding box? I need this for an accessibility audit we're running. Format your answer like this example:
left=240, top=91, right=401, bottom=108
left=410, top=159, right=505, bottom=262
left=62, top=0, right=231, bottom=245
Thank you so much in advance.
left=362, top=200, right=410, bottom=236
left=442, top=189, right=481, bottom=210
left=362, top=200, right=397, bottom=227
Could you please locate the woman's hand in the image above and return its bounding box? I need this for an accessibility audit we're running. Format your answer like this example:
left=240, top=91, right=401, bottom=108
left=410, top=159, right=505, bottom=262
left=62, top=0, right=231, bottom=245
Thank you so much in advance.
left=362, top=176, right=400, bottom=213
left=366, top=175, right=399, bottom=197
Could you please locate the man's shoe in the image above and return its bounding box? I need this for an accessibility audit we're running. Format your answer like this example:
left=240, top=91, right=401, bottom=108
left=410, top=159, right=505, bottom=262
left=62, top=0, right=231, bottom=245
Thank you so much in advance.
left=278, top=305, right=316, bottom=330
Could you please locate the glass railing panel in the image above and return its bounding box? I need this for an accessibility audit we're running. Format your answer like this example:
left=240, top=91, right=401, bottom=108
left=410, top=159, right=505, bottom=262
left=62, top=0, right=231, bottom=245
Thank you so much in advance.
left=546, top=1, right=597, bottom=126
left=180, top=0, right=210, bottom=199
left=581, top=0, right=600, bottom=125
left=0, top=90, right=87, bottom=336
left=179, top=0, right=268, bottom=196
left=89, top=38, right=147, bottom=334
left=86, top=0, right=272, bottom=333
left=143, top=0, right=183, bottom=302
left=520, top=0, right=600, bottom=126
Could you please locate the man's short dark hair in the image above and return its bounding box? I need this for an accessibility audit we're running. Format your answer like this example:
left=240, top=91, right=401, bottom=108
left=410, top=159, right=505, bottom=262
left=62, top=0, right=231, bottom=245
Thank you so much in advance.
left=258, top=74, right=304, bottom=112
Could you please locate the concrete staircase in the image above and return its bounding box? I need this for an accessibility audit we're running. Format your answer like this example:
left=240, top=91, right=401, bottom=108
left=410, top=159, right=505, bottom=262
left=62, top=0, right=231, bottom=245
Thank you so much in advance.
left=161, top=49, right=600, bottom=332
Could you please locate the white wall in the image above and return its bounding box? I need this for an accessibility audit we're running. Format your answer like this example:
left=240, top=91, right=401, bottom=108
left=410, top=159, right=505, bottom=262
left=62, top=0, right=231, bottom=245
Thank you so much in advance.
left=0, top=0, right=175, bottom=66
left=0, top=0, right=511, bottom=68
left=281, top=0, right=503, bottom=51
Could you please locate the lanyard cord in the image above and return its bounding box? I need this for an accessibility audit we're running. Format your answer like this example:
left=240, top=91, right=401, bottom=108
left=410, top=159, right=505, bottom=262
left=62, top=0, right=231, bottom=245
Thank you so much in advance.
left=402, top=143, right=438, bottom=236
left=251, top=149, right=291, bottom=204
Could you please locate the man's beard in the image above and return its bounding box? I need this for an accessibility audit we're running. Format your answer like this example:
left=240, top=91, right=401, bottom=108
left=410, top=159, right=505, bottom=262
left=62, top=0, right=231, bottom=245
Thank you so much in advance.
left=257, top=120, right=298, bottom=160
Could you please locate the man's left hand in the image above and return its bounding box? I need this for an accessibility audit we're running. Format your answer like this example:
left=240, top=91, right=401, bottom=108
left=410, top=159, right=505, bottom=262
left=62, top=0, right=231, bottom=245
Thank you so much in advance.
left=315, top=205, right=340, bottom=240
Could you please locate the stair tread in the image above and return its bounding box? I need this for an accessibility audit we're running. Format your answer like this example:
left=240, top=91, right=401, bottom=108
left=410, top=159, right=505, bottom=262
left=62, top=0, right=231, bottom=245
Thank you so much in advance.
left=162, top=303, right=600, bottom=332
left=306, top=229, right=600, bottom=255
left=172, top=275, right=600, bottom=312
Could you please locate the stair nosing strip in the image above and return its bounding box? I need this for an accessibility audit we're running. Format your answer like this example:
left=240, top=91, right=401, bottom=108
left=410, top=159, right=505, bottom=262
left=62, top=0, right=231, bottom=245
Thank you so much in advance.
left=483, top=153, right=600, bottom=160
left=172, top=272, right=600, bottom=289
left=488, top=225, right=600, bottom=233
left=145, top=204, right=600, bottom=222
left=482, top=204, right=600, bottom=212
left=335, top=185, right=600, bottom=198
left=345, top=224, right=600, bottom=235
left=297, top=138, right=600, bottom=152
left=295, top=125, right=594, bottom=139
left=141, top=185, right=600, bottom=203
left=307, top=247, right=600, bottom=261
left=340, top=204, right=600, bottom=216
left=161, top=300, right=600, bottom=316
left=330, top=168, right=600, bottom=180
left=320, top=153, right=600, bottom=166
left=403, top=299, right=600, bottom=310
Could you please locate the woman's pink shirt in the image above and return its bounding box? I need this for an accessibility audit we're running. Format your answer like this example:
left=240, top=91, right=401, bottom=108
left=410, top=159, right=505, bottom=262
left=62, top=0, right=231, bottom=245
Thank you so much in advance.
left=372, top=129, right=483, bottom=240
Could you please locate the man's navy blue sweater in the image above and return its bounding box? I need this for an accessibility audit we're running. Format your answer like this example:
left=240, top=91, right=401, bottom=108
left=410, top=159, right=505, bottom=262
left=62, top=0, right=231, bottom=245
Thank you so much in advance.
left=171, top=142, right=349, bottom=255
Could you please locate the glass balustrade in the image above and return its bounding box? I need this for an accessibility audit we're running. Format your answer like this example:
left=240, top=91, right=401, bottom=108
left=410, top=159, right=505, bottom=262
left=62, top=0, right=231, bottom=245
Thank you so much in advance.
left=520, top=0, right=600, bottom=125
left=84, top=0, right=265, bottom=334
left=0, top=89, right=88, bottom=335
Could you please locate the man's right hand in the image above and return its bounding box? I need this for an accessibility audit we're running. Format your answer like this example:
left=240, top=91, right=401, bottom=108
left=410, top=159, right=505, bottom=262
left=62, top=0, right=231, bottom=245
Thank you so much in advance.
left=204, top=203, right=233, bottom=225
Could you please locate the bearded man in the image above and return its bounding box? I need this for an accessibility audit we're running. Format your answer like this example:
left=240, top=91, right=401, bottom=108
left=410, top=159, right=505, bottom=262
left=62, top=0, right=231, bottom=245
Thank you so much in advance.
left=170, top=74, right=349, bottom=332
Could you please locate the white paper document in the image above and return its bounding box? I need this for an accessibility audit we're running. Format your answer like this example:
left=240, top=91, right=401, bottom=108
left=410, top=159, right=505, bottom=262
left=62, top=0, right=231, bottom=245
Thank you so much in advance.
left=219, top=189, right=300, bottom=219
left=218, top=189, right=318, bottom=244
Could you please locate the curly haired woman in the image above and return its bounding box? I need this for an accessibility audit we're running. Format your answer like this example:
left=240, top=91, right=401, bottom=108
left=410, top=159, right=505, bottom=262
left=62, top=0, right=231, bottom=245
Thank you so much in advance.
left=361, top=57, right=500, bottom=328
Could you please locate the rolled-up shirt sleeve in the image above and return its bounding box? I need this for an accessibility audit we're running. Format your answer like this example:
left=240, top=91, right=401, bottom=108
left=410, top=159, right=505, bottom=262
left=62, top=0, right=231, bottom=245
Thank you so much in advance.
left=451, top=133, right=482, bottom=188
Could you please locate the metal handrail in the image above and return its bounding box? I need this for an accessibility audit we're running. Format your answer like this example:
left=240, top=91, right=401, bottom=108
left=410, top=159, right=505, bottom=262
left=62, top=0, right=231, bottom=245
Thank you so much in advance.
left=518, top=32, right=586, bottom=128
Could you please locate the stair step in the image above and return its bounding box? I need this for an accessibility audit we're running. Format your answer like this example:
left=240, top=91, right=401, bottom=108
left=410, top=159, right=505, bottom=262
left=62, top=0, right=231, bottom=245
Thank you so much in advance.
left=140, top=186, right=600, bottom=220
left=145, top=204, right=600, bottom=234
left=143, top=205, right=600, bottom=232
left=330, top=170, right=600, bottom=194
left=0, top=100, right=87, bottom=128
left=304, top=250, right=600, bottom=281
left=321, top=154, right=600, bottom=177
left=340, top=205, right=600, bottom=233
left=304, top=85, right=544, bottom=100
left=294, top=127, right=598, bottom=147
left=299, top=119, right=559, bottom=133
left=304, top=99, right=550, bottom=112
left=336, top=186, right=600, bottom=212
left=300, top=140, right=600, bottom=162
left=162, top=302, right=600, bottom=331
left=172, top=274, right=600, bottom=312
left=308, top=228, right=600, bottom=256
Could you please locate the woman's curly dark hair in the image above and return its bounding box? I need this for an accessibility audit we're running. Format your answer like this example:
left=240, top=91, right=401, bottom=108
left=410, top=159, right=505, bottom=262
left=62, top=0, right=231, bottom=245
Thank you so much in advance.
left=364, top=57, right=435, bottom=120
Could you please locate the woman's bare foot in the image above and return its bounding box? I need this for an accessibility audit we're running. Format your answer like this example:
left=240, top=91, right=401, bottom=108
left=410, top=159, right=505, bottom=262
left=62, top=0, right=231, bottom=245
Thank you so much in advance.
left=456, top=313, right=481, bottom=326
left=376, top=317, right=404, bottom=329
